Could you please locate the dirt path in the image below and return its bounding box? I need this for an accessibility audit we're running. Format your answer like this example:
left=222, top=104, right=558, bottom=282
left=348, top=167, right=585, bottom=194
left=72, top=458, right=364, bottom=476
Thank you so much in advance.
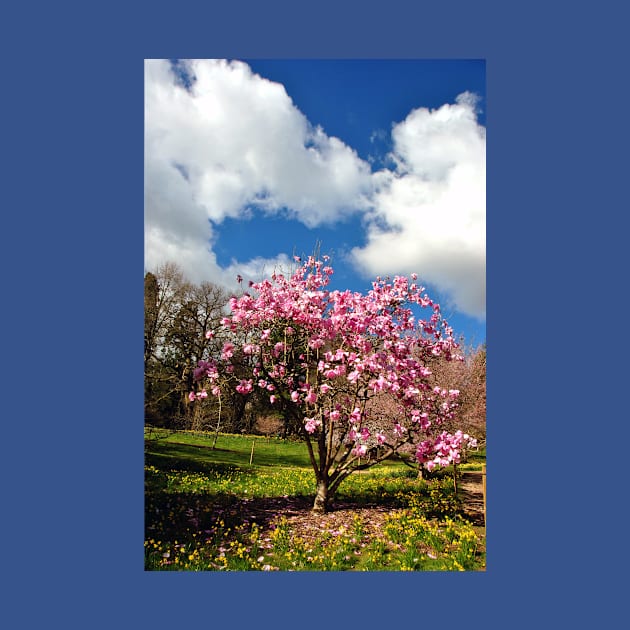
left=457, top=471, right=485, bottom=526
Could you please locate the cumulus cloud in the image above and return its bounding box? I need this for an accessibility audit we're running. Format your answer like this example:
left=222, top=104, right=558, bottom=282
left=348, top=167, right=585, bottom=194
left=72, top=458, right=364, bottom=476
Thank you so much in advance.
left=349, top=92, right=486, bottom=318
left=145, top=59, right=486, bottom=320
left=145, top=59, right=372, bottom=287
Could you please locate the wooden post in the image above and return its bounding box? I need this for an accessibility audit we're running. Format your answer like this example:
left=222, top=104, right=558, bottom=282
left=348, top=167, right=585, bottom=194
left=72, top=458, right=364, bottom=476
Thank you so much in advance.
left=249, top=440, right=255, bottom=465
left=453, top=463, right=458, bottom=495
left=482, top=464, right=486, bottom=528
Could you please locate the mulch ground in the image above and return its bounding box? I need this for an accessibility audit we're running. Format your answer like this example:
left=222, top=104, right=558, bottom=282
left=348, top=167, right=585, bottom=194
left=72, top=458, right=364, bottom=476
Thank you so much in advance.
left=219, top=471, right=485, bottom=545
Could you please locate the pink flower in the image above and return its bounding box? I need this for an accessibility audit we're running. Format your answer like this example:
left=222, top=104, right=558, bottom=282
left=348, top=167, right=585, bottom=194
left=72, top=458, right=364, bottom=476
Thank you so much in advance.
left=304, top=417, right=321, bottom=433
left=188, top=392, right=196, bottom=402
left=352, top=444, right=367, bottom=457
left=236, top=379, right=253, bottom=394
left=221, top=342, right=235, bottom=360
left=347, top=370, right=360, bottom=383
left=198, top=389, right=208, bottom=399
left=183, top=256, right=466, bottom=488
left=393, top=423, right=406, bottom=437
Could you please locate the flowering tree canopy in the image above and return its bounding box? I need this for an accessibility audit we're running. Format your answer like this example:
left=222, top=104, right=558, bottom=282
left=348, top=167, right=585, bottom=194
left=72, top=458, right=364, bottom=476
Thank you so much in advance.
left=191, top=256, right=476, bottom=512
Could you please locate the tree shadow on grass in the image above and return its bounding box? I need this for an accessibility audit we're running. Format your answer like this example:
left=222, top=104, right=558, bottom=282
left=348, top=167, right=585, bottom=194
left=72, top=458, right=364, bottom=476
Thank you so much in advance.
left=145, top=439, right=310, bottom=471
left=145, top=475, right=416, bottom=542
left=145, top=450, right=253, bottom=477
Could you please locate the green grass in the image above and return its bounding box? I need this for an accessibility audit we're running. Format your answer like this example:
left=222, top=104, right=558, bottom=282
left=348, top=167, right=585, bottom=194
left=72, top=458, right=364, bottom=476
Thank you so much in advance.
left=147, top=430, right=313, bottom=469
left=145, top=429, right=486, bottom=571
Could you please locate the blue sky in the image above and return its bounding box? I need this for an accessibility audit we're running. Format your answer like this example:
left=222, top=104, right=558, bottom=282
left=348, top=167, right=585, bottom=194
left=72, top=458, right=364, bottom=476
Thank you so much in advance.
left=145, top=59, right=486, bottom=346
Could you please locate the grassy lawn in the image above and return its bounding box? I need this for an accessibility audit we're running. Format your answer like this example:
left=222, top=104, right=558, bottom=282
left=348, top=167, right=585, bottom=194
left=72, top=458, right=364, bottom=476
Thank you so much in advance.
left=145, top=428, right=486, bottom=571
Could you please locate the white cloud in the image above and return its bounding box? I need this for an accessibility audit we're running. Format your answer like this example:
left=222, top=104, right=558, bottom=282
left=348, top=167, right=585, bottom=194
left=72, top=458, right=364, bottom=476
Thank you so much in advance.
left=145, top=58, right=374, bottom=291
left=145, top=60, right=486, bottom=320
left=223, top=253, right=295, bottom=289
left=145, top=58, right=371, bottom=250
left=349, top=92, right=486, bottom=318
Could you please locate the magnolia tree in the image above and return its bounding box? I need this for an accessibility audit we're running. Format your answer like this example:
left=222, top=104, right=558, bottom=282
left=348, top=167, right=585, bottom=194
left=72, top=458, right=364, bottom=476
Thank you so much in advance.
left=190, top=256, right=476, bottom=513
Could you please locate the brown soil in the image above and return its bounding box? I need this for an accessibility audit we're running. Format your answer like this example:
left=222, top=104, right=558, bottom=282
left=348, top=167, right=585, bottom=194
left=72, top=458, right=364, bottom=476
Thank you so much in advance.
left=221, top=471, right=485, bottom=545
left=457, top=471, right=486, bottom=525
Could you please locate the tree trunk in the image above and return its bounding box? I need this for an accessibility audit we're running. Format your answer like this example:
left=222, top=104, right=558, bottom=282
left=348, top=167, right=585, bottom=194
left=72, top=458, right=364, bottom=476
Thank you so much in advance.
left=312, top=479, right=330, bottom=513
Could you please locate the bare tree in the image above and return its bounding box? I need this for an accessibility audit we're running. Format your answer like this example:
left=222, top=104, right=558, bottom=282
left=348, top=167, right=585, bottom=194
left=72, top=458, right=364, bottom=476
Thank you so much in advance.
left=144, top=263, right=229, bottom=428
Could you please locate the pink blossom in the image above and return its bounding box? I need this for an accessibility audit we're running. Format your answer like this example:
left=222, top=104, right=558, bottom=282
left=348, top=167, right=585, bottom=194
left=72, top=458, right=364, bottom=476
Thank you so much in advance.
left=205, top=330, right=215, bottom=339
left=188, top=392, right=196, bottom=402
left=352, top=444, right=367, bottom=457
left=393, top=423, right=406, bottom=437
left=221, top=342, right=235, bottom=360
left=193, top=361, right=212, bottom=381
left=347, top=370, right=360, bottom=383
left=192, top=256, right=467, bottom=503
left=304, top=417, right=321, bottom=433
left=236, top=379, right=253, bottom=394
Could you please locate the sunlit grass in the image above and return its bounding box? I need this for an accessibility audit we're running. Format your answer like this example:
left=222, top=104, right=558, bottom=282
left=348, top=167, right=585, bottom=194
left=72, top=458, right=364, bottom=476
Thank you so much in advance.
left=145, top=430, right=485, bottom=571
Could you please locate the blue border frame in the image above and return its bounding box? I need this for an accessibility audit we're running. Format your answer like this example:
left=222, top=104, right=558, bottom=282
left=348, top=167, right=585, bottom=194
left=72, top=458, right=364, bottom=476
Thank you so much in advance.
left=5, top=1, right=621, bottom=628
